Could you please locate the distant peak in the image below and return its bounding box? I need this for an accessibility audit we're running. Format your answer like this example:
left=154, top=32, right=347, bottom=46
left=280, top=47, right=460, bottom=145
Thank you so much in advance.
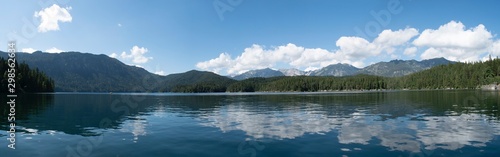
left=424, top=57, right=448, bottom=61
left=185, top=70, right=203, bottom=73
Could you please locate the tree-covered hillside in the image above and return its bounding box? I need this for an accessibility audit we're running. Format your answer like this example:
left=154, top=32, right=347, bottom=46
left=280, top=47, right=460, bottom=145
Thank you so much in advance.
left=164, top=70, right=237, bottom=92
left=5, top=51, right=500, bottom=93
left=4, top=51, right=162, bottom=92
left=387, top=57, right=500, bottom=89
left=1, top=57, right=54, bottom=93
left=227, top=57, right=500, bottom=92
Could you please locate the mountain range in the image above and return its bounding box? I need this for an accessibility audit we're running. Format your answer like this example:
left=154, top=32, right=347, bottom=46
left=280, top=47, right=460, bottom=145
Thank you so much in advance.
left=1, top=51, right=453, bottom=92
left=0, top=51, right=233, bottom=92
left=232, top=58, right=453, bottom=79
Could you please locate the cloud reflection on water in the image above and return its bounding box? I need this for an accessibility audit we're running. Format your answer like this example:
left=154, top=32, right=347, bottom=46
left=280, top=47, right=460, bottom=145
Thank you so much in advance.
left=120, top=116, right=148, bottom=143
left=198, top=102, right=500, bottom=153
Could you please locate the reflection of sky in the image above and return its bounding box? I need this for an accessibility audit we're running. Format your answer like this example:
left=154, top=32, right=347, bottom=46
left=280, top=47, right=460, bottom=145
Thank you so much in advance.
left=120, top=116, right=148, bottom=143
left=200, top=103, right=343, bottom=139
left=418, top=114, right=499, bottom=150
left=198, top=103, right=500, bottom=153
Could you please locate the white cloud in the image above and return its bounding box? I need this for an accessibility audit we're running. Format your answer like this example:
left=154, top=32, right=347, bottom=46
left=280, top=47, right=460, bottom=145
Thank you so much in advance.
left=109, top=53, right=118, bottom=58
left=197, top=29, right=417, bottom=75
left=374, top=28, right=419, bottom=54
left=414, top=21, right=492, bottom=49
left=154, top=70, right=166, bottom=76
left=119, top=46, right=152, bottom=64
left=196, top=42, right=380, bottom=75
left=131, top=64, right=143, bottom=68
left=290, top=47, right=336, bottom=68
left=45, top=47, right=64, bottom=53
left=196, top=53, right=233, bottom=74
left=34, top=4, right=72, bottom=33
left=336, top=36, right=379, bottom=58
left=491, top=41, right=500, bottom=56
left=197, top=43, right=341, bottom=75
left=197, top=21, right=500, bottom=75
left=414, top=21, right=498, bottom=61
left=21, top=47, right=63, bottom=53
left=304, top=66, right=320, bottom=72
left=421, top=47, right=480, bottom=61
left=390, top=54, right=399, bottom=59
left=21, top=48, right=37, bottom=53
left=403, top=47, right=417, bottom=57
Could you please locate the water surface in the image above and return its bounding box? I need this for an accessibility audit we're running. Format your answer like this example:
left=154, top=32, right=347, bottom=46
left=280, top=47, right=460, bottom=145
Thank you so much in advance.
left=1, top=90, right=500, bottom=156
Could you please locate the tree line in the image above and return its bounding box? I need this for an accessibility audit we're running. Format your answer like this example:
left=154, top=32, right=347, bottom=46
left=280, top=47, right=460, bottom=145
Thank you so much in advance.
left=1, top=57, right=54, bottom=93
left=388, top=56, right=500, bottom=89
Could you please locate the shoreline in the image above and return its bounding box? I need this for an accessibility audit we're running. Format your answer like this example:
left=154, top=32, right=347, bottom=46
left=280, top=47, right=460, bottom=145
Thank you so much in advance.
left=29, top=88, right=493, bottom=95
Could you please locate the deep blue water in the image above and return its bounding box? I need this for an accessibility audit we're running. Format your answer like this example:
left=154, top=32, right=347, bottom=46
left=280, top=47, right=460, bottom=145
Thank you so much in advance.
left=1, top=90, right=500, bottom=157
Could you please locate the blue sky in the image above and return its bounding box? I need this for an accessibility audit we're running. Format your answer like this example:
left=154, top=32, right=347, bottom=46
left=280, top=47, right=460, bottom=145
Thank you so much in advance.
left=2, top=0, right=500, bottom=75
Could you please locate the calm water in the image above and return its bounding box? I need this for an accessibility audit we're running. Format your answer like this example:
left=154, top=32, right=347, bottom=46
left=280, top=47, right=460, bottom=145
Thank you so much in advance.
left=1, top=90, right=500, bottom=157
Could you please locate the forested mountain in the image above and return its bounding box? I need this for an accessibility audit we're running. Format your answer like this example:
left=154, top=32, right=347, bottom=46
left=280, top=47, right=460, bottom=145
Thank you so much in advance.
left=233, top=68, right=284, bottom=80
left=358, top=58, right=453, bottom=77
left=162, top=70, right=237, bottom=92
left=228, top=58, right=500, bottom=92
left=3, top=51, right=495, bottom=93
left=232, top=58, right=453, bottom=79
left=1, top=51, right=162, bottom=92
left=0, top=57, right=54, bottom=93
left=0, top=51, right=235, bottom=92
left=309, top=63, right=360, bottom=76
left=387, top=58, right=500, bottom=89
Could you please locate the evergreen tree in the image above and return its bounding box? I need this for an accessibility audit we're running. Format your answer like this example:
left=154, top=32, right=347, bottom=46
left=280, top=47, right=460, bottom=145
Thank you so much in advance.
left=1, top=58, right=54, bottom=93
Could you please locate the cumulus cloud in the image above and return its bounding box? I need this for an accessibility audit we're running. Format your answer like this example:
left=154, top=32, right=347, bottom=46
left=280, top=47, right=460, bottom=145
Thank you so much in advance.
left=109, top=53, right=118, bottom=58
left=403, top=47, right=417, bottom=57
left=34, top=4, right=72, bottom=33
left=414, top=21, right=497, bottom=61
left=21, top=47, right=63, bottom=53
left=197, top=21, right=500, bottom=75
left=196, top=53, right=233, bottom=74
left=197, top=29, right=416, bottom=75
left=491, top=41, right=500, bottom=56
left=45, top=47, right=64, bottom=53
left=414, top=21, right=492, bottom=49
left=197, top=44, right=339, bottom=75
left=154, top=70, right=166, bottom=76
left=336, top=36, right=379, bottom=58
left=374, top=28, right=419, bottom=54
left=21, top=48, right=37, bottom=53
left=118, top=46, right=152, bottom=64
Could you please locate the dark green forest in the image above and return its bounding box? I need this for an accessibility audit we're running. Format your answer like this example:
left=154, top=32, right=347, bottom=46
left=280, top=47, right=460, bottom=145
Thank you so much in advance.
left=173, top=57, right=500, bottom=92
left=1, top=57, right=54, bottom=93
left=387, top=57, right=500, bottom=90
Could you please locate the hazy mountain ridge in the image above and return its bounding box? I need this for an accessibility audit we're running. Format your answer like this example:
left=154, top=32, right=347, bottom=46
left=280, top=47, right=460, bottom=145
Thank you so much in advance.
left=1, top=51, right=161, bottom=92
left=0, top=51, right=233, bottom=92
left=309, top=63, right=360, bottom=76
left=358, top=58, right=454, bottom=77
left=1, top=51, right=454, bottom=92
left=233, top=68, right=285, bottom=80
left=232, top=57, right=453, bottom=79
left=279, top=68, right=305, bottom=76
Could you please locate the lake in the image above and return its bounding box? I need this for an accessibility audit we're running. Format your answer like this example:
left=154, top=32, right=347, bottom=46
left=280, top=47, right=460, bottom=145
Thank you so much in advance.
left=1, top=90, right=500, bottom=157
